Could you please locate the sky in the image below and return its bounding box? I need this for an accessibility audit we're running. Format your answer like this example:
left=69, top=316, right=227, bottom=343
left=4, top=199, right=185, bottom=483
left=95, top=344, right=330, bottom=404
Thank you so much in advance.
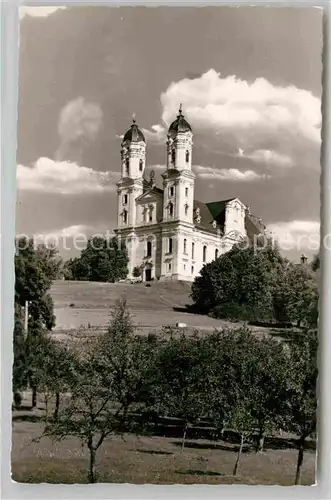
left=16, top=6, right=322, bottom=261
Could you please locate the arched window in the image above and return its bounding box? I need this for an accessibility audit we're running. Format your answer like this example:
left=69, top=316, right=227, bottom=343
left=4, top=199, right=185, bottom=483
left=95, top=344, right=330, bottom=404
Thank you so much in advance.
left=183, top=239, right=187, bottom=254
left=169, top=202, right=174, bottom=218
left=192, top=242, right=195, bottom=259
left=171, top=149, right=176, bottom=165
left=203, top=245, right=207, bottom=262
left=215, top=248, right=219, bottom=260
left=123, top=209, right=128, bottom=224
left=147, top=241, right=152, bottom=257
left=139, top=159, right=143, bottom=172
left=186, top=150, right=190, bottom=163
left=184, top=204, right=188, bottom=216
left=125, top=158, right=130, bottom=175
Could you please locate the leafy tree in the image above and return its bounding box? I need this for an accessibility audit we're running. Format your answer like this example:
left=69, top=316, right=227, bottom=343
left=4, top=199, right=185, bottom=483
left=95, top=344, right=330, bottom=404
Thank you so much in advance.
left=284, top=331, right=317, bottom=485
left=41, top=300, right=150, bottom=483
left=206, top=327, right=290, bottom=477
left=30, top=332, right=78, bottom=420
left=273, top=262, right=318, bottom=328
left=12, top=305, right=28, bottom=406
left=191, top=243, right=285, bottom=322
left=228, top=405, right=255, bottom=476
left=65, top=236, right=128, bottom=282
left=244, top=336, right=289, bottom=452
left=14, top=238, right=59, bottom=407
left=205, top=328, right=257, bottom=472
left=151, top=332, right=207, bottom=450
left=191, top=241, right=318, bottom=329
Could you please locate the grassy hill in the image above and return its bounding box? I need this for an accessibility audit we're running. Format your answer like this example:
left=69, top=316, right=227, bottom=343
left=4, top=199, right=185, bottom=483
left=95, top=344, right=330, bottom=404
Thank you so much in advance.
left=51, top=279, right=193, bottom=310
left=51, top=279, right=232, bottom=333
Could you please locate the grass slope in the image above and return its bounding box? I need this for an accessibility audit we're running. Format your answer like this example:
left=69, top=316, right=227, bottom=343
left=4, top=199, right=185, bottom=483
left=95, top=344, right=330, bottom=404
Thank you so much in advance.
left=51, top=280, right=233, bottom=332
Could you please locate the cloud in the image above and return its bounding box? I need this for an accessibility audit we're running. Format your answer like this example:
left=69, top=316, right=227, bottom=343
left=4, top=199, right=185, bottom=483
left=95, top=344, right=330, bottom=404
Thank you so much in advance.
left=17, top=157, right=119, bottom=195
left=142, top=124, right=166, bottom=143
left=194, top=165, right=262, bottom=182
left=31, top=223, right=116, bottom=254
left=34, top=224, right=89, bottom=240
left=19, top=6, right=66, bottom=20
left=56, top=97, right=103, bottom=163
left=268, top=220, right=320, bottom=253
left=237, top=149, right=294, bottom=168
left=161, top=69, right=320, bottom=142
left=145, top=69, right=321, bottom=175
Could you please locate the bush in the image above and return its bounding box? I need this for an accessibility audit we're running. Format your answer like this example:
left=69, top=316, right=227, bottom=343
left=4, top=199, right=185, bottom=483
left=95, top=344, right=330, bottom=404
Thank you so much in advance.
left=133, top=266, right=142, bottom=278
left=210, top=301, right=274, bottom=323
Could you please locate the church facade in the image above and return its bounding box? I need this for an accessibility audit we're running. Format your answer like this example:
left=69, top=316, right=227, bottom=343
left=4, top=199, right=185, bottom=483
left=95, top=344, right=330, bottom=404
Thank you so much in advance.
left=115, top=107, right=266, bottom=282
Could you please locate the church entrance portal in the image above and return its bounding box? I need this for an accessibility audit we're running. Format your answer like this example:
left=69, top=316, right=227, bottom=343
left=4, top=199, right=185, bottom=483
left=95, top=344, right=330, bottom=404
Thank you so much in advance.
left=145, top=269, right=152, bottom=282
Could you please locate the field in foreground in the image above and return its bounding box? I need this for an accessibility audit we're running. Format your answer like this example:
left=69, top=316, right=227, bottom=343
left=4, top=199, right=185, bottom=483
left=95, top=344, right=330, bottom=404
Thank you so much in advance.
left=11, top=416, right=315, bottom=485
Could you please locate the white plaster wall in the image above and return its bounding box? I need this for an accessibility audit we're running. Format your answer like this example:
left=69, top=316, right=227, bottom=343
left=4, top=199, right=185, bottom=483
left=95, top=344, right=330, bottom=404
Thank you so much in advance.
left=224, top=199, right=246, bottom=237
left=166, top=131, right=193, bottom=171
left=174, top=132, right=193, bottom=171
left=126, top=230, right=162, bottom=280
left=175, top=175, right=195, bottom=223
left=136, top=195, right=163, bottom=226
left=121, top=141, right=146, bottom=179
left=117, top=180, right=143, bottom=229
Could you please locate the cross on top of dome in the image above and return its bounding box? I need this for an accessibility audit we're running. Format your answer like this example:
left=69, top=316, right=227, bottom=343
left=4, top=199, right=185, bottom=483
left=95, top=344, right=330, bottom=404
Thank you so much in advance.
left=168, top=104, right=192, bottom=137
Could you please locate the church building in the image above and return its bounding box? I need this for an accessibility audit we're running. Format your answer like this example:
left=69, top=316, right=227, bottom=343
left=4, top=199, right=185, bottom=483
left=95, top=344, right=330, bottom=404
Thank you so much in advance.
left=115, top=106, right=267, bottom=282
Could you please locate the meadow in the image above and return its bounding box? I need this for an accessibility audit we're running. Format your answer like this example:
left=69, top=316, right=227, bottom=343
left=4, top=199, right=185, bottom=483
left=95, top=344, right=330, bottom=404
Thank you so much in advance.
left=11, top=279, right=316, bottom=485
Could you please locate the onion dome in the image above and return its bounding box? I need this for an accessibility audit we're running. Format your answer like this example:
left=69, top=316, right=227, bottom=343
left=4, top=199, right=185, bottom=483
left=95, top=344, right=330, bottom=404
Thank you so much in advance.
left=168, top=104, right=192, bottom=137
left=122, top=116, right=145, bottom=143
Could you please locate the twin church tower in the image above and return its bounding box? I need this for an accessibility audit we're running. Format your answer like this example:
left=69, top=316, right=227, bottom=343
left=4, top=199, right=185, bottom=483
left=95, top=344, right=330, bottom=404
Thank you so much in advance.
left=115, top=106, right=264, bottom=282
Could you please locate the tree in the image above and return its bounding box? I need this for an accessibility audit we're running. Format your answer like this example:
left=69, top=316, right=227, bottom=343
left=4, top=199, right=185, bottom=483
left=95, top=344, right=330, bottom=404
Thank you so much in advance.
left=12, top=305, right=28, bottom=407
left=42, top=300, right=150, bottom=483
left=64, top=236, right=128, bottom=282
left=244, top=336, right=289, bottom=453
left=273, top=262, right=318, bottom=328
left=205, top=327, right=290, bottom=478
left=30, top=332, right=78, bottom=420
left=191, top=243, right=285, bottom=322
left=284, top=331, right=317, bottom=485
left=14, top=238, right=59, bottom=407
left=151, top=332, right=207, bottom=450
left=229, top=405, right=255, bottom=476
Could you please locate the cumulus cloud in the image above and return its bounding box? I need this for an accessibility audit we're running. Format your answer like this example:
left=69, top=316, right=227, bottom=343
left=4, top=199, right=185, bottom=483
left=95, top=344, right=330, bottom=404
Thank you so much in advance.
left=142, top=124, right=166, bottom=142
left=34, top=224, right=88, bottom=241
left=19, top=6, right=66, bottom=20
left=237, top=149, right=294, bottom=168
left=17, top=157, right=119, bottom=195
left=56, top=97, right=103, bottom=163
left=145, top=69, right=321, bottom=175
left=268, top=220, right=320, bottom=253
left=194, top=165, right=263, bottom=182
left=160, top=69, right=320, bottom=142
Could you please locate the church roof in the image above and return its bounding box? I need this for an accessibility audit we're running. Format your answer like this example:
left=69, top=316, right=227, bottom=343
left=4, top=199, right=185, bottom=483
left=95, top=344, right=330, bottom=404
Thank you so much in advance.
left=122, top=118, right=145, bottom=143
left=193, top=200, right=220, bottom=234
left=193, top=198, right=237, bottom=234
left=168, top=105, right=192, bottom=137
left=193, top=198, right=264, bottom=239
